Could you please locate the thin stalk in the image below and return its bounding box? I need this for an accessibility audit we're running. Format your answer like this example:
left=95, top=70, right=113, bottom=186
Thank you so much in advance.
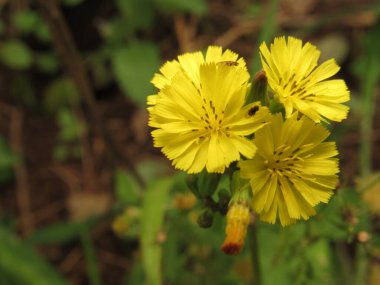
left=359, top=72, right=377, bottom=177
left=355, top=244, right=369, bottom=285
left=249, top=222, right=262, bottom=285
left=250, top=0, right=280, bottom=74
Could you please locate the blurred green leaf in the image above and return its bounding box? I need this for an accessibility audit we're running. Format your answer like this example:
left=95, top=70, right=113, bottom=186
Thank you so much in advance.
left=0, top=227, right=69, bottom=285
left=136, top=160, right=172, bottom=185
left=0, top=20, right=4, bottom=35
left=86, top=51, right=112, bottom=87
left=246, top=4, right=261, bottom=16
left=256, top=224, right=292, bottom=285
left=36, top=52, right=59, bottom=73
left=0, top=136, right=17, bottom=169
left=0, top=40, right=33, bottom=69
left=61, top=0, right=85, bottom=6
left=35, top=22, right=51, bottom=42
left=352, top=21, right=380, bottom=176
left=127, top=261, right=145, bottom=285
left=53, top=109, right=85, bottom=161
left=115, top=168, right=141, bottom=204
left=310, top=197, right=348, bottom=241
left=57, top=109, right=85, bottom=141
left=12, top=10, right=39, bottom=34
left=140, top=177, right=174, bottom=285
left=11, top=75, right=37, bottom=109
left=81, top=231, right=101, bottom=285
left=44, top=77, right=80, bottom=114
left=306, top=239, right=334, bottom=285
left=26, top=218, right=98, bottom=245
left=112, top=41, right=160, bottom=107
left=155, top=0, right=207, bottom=15
left=0, top=136, right=17, bottom=184
left=116, top=0, right=155, bottom=33
left=316, top=34, right=349, bottom=64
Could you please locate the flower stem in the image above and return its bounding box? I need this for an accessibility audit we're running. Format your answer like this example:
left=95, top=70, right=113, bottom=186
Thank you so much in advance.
left=249, top=222, right=262, bottom=285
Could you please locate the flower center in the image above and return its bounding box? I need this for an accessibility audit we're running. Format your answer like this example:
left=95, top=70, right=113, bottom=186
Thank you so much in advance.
left=278, top=73, right=314, bottom=100
left=200, top=98, right=225, bottom=134
left=265, top=144, right=303, bottom=178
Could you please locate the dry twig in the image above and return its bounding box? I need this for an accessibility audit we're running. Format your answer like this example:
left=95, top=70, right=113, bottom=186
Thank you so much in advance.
left=9, top=108, right=33, bottom=235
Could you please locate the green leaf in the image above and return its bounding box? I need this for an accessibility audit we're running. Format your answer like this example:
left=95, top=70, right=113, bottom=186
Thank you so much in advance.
left=11, top=75, right=37, bottom=109
left=56, top=109, right=85, bottom=141
left=115, top=168, right=141, bottom=204
left=127, top=261, right=145, bottom=285
left=0, top=227, right=69, bottom=285
left=155, top=0, right=207, bottom=15
left=0, top=136, right=17, bottom=169
left=0, top=20, right=4, bottom=35
left=61, top=0, right=85, bottom=7
left=111, top=41, right=160, bottom=107
left=35, top=22, right=51, bottom=42
left=36, top=52, right=59, bottom=73
left=0, top=136, right=17, bottom=184
left=0, top=40, right=33, bottom=69
left=140, top=177, right=174, bottom=285
left=26, top=218, right=98, bottom=245
left=306, top=239, right=335, bottom=285
left=44, top=77, right=80, bottom=114
left=81, top=231, right=101, bottom=285
left=136, top=160, right=172, bottom=185
left=12, top=10, right=39, bottom=34
left=354, top=21, right=380, bottom=176
left=116, top=0, right=155, bottom=32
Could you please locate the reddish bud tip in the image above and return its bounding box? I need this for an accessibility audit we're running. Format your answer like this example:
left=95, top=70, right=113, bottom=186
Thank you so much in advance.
left=221, top=242, right=242, bottom=255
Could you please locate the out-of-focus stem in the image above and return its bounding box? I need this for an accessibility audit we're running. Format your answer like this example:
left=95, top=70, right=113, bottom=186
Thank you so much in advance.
left=249, top=222, right=262, bottom=285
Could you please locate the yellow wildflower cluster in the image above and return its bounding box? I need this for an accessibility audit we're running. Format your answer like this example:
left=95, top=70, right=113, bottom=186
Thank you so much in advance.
left=148, top=36, right=349, bottom=228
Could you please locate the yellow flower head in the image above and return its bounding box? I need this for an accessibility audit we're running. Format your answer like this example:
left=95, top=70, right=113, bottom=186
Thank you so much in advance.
left=239, top=113, right=339, bottom=226
left=260, top=36, right=350, bottom=123
left=148, top=49, right=270, bottom=173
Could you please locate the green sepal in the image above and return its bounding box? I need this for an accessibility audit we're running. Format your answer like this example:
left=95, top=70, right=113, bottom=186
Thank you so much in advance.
left=186, top=171, right=221, bottom=198
left=246, top=70, right=269, bottom=107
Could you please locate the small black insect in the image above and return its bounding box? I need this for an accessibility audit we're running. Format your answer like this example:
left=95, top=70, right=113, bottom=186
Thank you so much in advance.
left=218, top=61, right=238, bottom=66
left=248, top=105, right=259, bottom=116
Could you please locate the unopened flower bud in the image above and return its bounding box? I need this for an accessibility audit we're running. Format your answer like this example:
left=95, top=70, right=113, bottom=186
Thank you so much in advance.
left=197, top=210, right=213, bottom=228
left=217, top=189, right=231, bottom=215
left=246, top=70, right=269, bottom=106
left=221, top=202, right=251, bottom=255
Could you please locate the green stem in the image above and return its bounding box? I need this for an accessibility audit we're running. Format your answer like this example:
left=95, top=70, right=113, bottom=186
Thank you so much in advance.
left=81, top=230, right=102, bottom=285
left=249, top=222, right=262, bottom=285
left=355, top=244, right=369, bottom=285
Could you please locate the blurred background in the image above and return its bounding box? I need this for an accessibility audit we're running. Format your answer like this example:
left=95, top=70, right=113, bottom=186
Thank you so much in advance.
left=1, top=0, right=380, bottom=284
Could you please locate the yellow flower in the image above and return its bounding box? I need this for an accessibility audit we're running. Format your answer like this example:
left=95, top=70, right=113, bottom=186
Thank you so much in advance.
left=259, top=36, right=350, bottom=123
left=147, top=46, right=247, bottom=108
left=151, top=46, right=247, bottom=90
left=239, top=113, right=339, bottom=226
left=148, top=61, right=270, bottom=173
left=221, top=201, right=251, bottom=255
